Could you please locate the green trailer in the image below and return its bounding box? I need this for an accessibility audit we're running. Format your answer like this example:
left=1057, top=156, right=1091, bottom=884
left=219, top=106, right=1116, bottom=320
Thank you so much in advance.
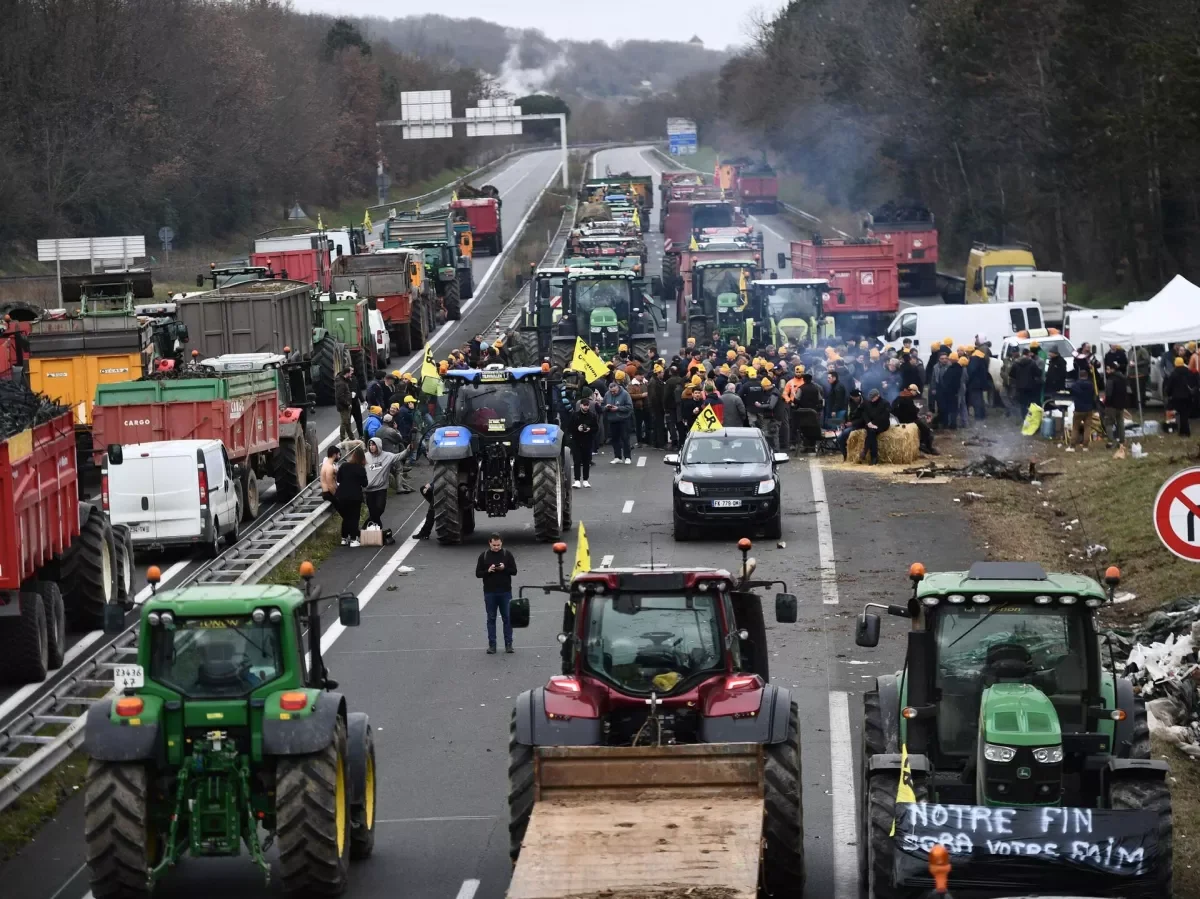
left=320, top=292, right=376, bottom=389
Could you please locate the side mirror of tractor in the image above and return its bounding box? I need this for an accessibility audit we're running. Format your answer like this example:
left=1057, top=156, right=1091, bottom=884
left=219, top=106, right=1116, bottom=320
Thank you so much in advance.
left=650, top=276, right=662, bottom=297
left=856, top=612, right=881, bottom=648
left=777, top=252, right=787, bottom=269
left=338, top=593, right=361, bottom=627
left=103, top=603, right=126, bottom=634
left=510, top=596, right=530, bottom=628
left=538, top=279, right=551, bottom=300
left=196, top=274, right=205, bottom=287
left=107, top=444, right=123, bottom=465
left=775, top=592, right=798, bottom=623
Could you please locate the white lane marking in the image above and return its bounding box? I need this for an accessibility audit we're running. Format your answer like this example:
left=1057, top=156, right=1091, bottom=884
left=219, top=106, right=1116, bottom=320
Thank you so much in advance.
left=622, top=500, right=634, bottom=513
left=600, top=554, right=614, bottom=568
left=828, top=691, right=858, bottom=899
left=636, top=456, right=646, bottom=467
left=48, top=866, right=87, bottom=899
left=592, top=149, right=600, bottom=178
left=455, top=880, right=481, bottom=899
left=808, top=457, right=839, bottom=604
left=749, top=214, right=785, bottom=241
left=0, top=558, right=189, bottom=724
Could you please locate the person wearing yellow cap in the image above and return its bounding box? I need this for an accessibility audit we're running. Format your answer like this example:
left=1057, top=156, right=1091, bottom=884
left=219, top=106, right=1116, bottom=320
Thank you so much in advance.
left=1165, top=354, right=1197, bottom=437
left=965, top=343, right=991, bottom=421
left=934, top=349, right=963, bottom=429
left=726, top=349, right=737, bottom=361
left=686, top=336, right=696, bottom=347
left=943, top=336, right=954, bottom=349
left=364, top=404, right=385, bottom=439
left=690, top=374, right=702, bottom=387
left=736, top=345, right=747, bottom=354
left=749, top=376, right=784, bottom=451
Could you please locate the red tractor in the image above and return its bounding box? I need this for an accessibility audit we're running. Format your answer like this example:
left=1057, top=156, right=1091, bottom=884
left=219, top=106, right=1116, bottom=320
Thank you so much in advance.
left=506, top=539, right=804, bottom=898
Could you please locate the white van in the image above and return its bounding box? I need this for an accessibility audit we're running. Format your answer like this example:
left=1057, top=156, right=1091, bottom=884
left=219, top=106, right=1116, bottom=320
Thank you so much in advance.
left=882, top=302, right=1046, bottom=354
left=104, top=439, right=240, bottom=557
left=367, top=307, right=391, bottom=368
left=992, top=271, right=1065, bottom=325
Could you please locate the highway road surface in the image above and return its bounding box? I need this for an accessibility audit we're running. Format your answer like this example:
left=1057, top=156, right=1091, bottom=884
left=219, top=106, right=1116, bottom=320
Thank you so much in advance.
left=0, top=145, right=982, bottom=899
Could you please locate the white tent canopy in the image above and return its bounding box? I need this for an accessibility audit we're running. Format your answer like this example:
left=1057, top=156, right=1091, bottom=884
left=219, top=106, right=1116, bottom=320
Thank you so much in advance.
left=1100, top=274, right=1200, bottom=345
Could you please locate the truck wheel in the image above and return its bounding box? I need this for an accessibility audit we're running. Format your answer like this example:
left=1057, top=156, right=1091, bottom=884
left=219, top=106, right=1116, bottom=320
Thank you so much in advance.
left=462, top=502, right=476, bottom=537
left=312, top=337, right=341, bottom=406
left=112, top=525, right=135, bottom=609
left=0, top=591, right=48, bottom=683
left=432, top=463, right=463, bottom=545
left=494, top=227, right=504, bottom=253
left=550, top=339, right=573, bottom=372
left=241, top=468, right=260, bottom=521
left=762, top=700, right=805, bottom=897
left=508, top=710, right=534, bottom=862
left=273, top=435, right=305, bottom=503
left=1109, top=777, right=1172, bottom=899
left=84, top=761, right=158, bottom=899
left=276, top=718, right=352, bottom=897
left=532, top=458, right=564, bottom=542
left=409, top=313, right=426, bottom=355
left=36, top=581, right=67, bottom=670
left=62, top=507, right=116, bottom=629
left=864, top=771, right=926, bottom=899
left=443, top=276, right=461, bottom=321
left=223, top=513, right=239, bottom=548
left=346, top=713, right=377, bottom=861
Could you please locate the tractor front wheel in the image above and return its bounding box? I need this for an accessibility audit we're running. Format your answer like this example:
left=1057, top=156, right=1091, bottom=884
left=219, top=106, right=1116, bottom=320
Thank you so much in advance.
left=432, top=463, right=463, bottom=545
left=864, top=771, right=926, bottom=899
left=347, top=713, right=377, bottom=861
left=312, top=337, right=342, bottom=406
left=276, top=719, right=352, bottom=896
left=61, top=507, right=117, bottom=629
left=762, top=700, right=805, bottom=896
left=84, top=761, right=159, bottom=899
left=1109, top=777, right=1172, bottom=899
left=507, top=710, right=534, bottom=862
left=273, top=433, right=306, bottom=503
left=532, top=458, right=564, bottom=542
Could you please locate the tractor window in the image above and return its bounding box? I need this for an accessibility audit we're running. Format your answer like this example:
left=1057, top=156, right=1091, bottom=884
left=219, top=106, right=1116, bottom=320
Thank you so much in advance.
left=767, top=286, right=822, bottom=323
left=575, top=279, right=631, bottom=324
left=150, top=615, right=285, bottom=699
left=583, top=594, right=724, bottom=694
left=453, top=382, right=542, bottom=433
left=933, top=604, right=1088, bottom=755
left=699, top=268, right=745, bottom=311
left=692, top=205, right=735, bottom=230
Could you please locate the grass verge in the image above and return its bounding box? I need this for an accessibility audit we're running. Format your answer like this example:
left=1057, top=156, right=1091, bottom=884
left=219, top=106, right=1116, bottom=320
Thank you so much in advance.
left=257, top=514, right=343, bottom=587
left=0, top=751, right=87, bottom=863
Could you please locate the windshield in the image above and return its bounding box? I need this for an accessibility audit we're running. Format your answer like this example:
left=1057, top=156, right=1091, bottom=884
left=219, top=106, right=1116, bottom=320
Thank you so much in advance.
left=453, top=382, right=542, bottom=433
left=767, top=285, right=823, bottom=322
left=934, top=604, right=1088, bottom=754
left=692, top=204, right=735, bottom=230
left=985, top=265, right=1035, bottom=290
left=575, top=278, right=631, bottom=325
left=684, top=434, right=768, bottom=464
left=150, top=615, right=284, bottom=699
left=697, top=267, right=749, bottom=316
left=584, top=594, right=724, bottom=694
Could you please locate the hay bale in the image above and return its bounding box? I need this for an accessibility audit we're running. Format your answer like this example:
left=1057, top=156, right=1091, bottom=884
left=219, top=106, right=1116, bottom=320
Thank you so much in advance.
left=845, top=423, right=920, bottom=465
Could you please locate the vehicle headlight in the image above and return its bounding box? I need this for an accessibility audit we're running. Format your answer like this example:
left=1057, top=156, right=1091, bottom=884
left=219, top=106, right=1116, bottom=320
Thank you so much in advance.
left=984, top=743, right=1016, bottom=763
left=757, top=478, right=776, bottom=494
left=678, top=480, right=697, bottom=496
left=1033, top=746, right=1063, bottom=764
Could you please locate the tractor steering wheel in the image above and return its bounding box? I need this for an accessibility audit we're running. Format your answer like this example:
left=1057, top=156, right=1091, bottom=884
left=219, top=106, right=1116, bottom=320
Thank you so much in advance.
left=985, top=642, right=1035, bottom=679
left=639, top=632, right=679, bottom=647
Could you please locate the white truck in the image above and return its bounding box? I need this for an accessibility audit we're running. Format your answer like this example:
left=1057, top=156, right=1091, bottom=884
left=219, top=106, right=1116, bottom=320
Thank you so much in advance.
left=992, top=270, right=1065, bottom=325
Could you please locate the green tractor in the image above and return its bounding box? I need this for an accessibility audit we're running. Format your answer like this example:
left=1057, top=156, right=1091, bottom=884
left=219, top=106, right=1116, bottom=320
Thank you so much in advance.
left=319, top=291, right=377, bottom=392
left=83, top=563, right=377, bottom=898
left=383, top=210, right=472, bottom=320
left=855, top=561, right=1170, bottom=899
left=683, top=260, right=763, bottom=350
left=551, top=271, right=659, bottom=370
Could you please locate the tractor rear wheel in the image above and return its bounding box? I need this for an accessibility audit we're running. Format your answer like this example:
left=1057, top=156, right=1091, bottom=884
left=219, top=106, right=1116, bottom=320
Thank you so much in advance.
left=276, top=719, right=352, bottom=897
left=507, top=710, right=534, bottom=862
left=273, top=434, right=305, bottom=503
left=686, top=317, right=709, bottom=346
left=512, top=329, right=541, bottom=368
left=1109, top=777, right=1172, bottom=899
left=61, top=507, right=116, bottom=629
left=561, top=449, right=572, bottom=530
left=84, top=761, right=158, bottom=899
left=762, top=700, right=805, bottom=896
left=443, top=276, right=461, bottom=321
left=460, top=266, right=474, bottom=301
left=864, top=771, right=926, bottom=899
left=532, top=458, right=564, bottom=542
left=550, top=339, right=574, bottom=372
left=37, top=581, right=67, bottom=670
left=347, top=713, right=377, bottom=861
left=0, top=591, right=48, bottom=683
left=112, top=524, right=134, bottom=609
left=312, top=337, right=342, bottom=406
left=432, top=463, right=463, bottom=545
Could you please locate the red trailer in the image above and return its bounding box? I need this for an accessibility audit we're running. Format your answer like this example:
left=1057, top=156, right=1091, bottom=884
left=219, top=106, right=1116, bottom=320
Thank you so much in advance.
left=1, top=410, right=121, bottom=683
left=450, top=197, right=503, bottom=255
left=864, top=205, right=938, bottom=296
left=735, top=172, right=778, bottom=214
left=789, top=239, right=898, bottom=336
left=249, top=247, right=331, bottom=292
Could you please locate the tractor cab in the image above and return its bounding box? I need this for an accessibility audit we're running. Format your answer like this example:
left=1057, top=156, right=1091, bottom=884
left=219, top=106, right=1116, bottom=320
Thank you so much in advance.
left=515, top=539, right=798, bottom=746
left=686, top=261, right=762, bottom=348
left=854, top=561, right=1171, bottom=899
left=562, top=272, right=635, bottom=355
left=752, top=278, right=837, bottom=347
left=443, top=365, right=550, bottom=441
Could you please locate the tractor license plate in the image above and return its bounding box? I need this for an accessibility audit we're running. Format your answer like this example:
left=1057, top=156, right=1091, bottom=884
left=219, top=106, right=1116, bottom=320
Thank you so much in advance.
left=712, top=499, right=743, bottom=508
left=114, top=664, right=144, bottom=689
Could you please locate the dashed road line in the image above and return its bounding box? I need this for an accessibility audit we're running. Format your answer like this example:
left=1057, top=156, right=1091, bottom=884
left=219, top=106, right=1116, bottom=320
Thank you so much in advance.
left=808, top=458, right=839, bottom=604
left=637, top=456, right=646, bottom=467
left=828, top=691, right=858, bottom=899
left=600, top=554, right=614, bottom=568
left=622, top=500, right=634, bottom=513
left=455, top=879, right=481, bottom=899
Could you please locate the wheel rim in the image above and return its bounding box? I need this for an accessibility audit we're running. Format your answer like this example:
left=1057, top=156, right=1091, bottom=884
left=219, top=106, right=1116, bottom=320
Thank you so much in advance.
left=365, top=752, right=375, bottom=829
left=295, top=434, right=307, bottom=487
left=247, top=472, right=259, bottom=516
left=100, top=537, right=113, bottom=602
left=335, top=754, right=348, bottom=855
left=122, top=549, right=133, bottom=597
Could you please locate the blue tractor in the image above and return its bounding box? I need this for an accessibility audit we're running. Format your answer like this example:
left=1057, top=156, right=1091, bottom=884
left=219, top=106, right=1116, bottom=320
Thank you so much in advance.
left=428, top=366, right=572, bottom=544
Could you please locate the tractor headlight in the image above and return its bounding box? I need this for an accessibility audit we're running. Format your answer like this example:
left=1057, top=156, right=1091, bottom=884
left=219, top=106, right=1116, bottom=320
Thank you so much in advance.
left=947, top=594, right=966, bottom=604
left=159, top=611, right=174, bottom=627
left=251, top=608, right=266, bottom=624
left=147, top=612, right=161, bottom=626
left=678, top=480, right=697, bottom=496
left=757, top=478, right=776, bottom=494
left=984, top=743, right=1016, bottom=763
left=269, top=608, right=282, bottom=623
left=1033, top=746, right=1064, bottom=764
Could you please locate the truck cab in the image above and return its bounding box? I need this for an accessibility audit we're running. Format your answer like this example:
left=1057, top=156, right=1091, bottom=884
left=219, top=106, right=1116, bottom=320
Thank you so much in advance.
left=965, top=242, right=1037, bottom=304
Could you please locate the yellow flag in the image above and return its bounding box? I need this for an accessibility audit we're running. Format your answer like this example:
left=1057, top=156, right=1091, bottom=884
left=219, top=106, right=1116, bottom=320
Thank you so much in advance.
left=572, top=521, right=591, bottom=577
left=451, top=190, right=458, bottom=202
left=568, top=337, right=608, bottom=383
left=421, top=343, right=439, bottom=382
left=632, top=208, right=641, bottom=230
left=317, top=213, right=324, bottom=230
left=416, top=201, right=421, bottom=214
left=689, top=234, right=699, bottom=251
left=363, top=209, right=373, bottom=232
left=691, top=404, right=722, bottom=433
left=889, top=743, right=918, bottom=837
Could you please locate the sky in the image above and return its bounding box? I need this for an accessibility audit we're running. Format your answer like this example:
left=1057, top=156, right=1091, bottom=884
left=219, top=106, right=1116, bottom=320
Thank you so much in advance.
left=288, top=1, right=789, bottom=51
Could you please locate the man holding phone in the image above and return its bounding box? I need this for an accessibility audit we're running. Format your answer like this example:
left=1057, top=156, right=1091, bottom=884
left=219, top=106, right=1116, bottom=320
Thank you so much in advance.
left=475, top=533, right=518, bottom=654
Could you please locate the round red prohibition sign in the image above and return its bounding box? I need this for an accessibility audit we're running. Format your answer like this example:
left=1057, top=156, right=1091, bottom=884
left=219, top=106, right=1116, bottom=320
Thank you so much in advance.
left=1153, top=467, right=1200, bottom=561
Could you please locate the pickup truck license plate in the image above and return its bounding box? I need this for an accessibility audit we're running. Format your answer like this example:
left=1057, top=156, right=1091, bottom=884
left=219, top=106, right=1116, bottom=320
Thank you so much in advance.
left=130, top=524, right=150, bottom=535
left=712, top=499, right=743, bottom=508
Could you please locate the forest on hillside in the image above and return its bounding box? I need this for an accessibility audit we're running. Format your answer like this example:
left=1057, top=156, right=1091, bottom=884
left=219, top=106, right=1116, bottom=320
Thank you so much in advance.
left=711, top=0, right=1200, bottom=293
left=0, top=0, right=487, bottom=254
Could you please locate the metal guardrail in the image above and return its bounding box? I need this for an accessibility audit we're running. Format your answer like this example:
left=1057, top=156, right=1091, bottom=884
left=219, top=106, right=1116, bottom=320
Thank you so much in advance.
left=0, top=482, right=332, bottom=814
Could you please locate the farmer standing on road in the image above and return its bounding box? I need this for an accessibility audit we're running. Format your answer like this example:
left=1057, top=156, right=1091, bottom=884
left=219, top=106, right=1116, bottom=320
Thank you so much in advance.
left=476, top=534, right=518, bottom=654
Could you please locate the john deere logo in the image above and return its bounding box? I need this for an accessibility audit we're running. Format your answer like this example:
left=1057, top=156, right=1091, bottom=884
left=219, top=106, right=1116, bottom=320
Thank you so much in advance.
left=1017, top=766, right=1032, bottom=780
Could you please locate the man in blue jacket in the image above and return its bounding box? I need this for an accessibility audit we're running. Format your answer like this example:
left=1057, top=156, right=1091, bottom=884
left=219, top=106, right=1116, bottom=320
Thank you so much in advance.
left=1069, top=361, right=1099, bottom=448
left=603, top=375, right=635, bottom=464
